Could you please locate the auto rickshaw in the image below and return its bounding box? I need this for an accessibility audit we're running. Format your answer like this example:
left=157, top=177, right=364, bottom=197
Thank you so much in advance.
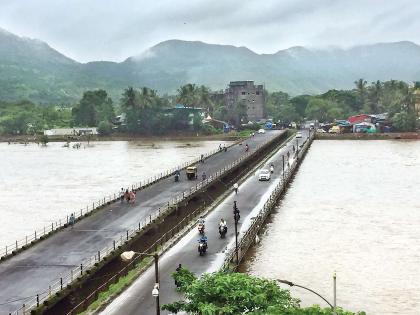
left=186, top=166, right=198, bottom=180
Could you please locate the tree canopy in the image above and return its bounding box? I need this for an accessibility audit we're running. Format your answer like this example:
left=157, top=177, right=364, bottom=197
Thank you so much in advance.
left=163, top=268, right=365, bottom=315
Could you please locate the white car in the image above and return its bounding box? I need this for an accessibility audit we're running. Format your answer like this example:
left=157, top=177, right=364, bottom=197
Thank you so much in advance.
left=295, top=132, right=302, bottom=138
left=316, top=128, right=326, bottom=133
left=258, top=129, right=265, bottom=134
left=258, top=169, right=271, bottom=181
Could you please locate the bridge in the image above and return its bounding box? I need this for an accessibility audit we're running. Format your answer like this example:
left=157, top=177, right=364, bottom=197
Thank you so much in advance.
left=98, top=131, right=312, bottom=315
left=0, top=131, right=286, bottom=314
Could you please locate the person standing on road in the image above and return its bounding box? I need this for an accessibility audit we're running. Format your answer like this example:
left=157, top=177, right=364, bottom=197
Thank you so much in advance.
left=120, top=188, right=124, bottom=203
left=175, top=263, right=182, bottom=288
left=233, top=182, right=239, bottom=194
left=69, top=213, right=75, bottom=229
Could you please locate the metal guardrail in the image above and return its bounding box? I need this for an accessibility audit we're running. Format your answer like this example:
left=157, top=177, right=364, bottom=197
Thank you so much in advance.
left=221, top=132, right=315, bottom=271
left=9, top=132, right=285, bottom=315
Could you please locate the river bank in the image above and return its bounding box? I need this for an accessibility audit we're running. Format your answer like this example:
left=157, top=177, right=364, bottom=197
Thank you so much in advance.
left=0, top=132, right=243, bottom=143
left=316, top=131, right=420, bottom=140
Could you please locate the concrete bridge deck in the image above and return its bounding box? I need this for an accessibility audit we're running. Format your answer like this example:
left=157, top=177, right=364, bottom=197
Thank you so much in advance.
left=0, top=130, right=284, bottom=314
left=100, top=131, right=310, bottom=315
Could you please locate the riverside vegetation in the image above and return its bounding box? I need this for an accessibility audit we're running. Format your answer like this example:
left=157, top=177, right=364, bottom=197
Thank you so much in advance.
left=163, top=268, right=366, bottom=315
left=0, top=80, right=418, bottom=137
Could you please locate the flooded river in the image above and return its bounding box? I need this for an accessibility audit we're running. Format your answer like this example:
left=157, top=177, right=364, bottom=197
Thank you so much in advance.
left=241, top=140, right=420, bottom=315
left=0, top=140, right=230, bottom=247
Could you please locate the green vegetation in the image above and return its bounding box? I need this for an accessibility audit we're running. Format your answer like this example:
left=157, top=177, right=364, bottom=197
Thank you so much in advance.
left=72, top=90, right=115, bottom=126
left=1, top=79, right=417, bottom=136
left=266, top=79, right=418, bottom=131
left=0, top=100, right=71, bottom=135
left=78, top=256, right=154, bottom=315
left=163, top=268, right=365, bottom=315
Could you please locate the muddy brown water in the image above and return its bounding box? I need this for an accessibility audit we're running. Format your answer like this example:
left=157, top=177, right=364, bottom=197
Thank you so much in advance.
left=0, top=140, right=231, bottom=247
left=241, top=140, right=420, bottom=315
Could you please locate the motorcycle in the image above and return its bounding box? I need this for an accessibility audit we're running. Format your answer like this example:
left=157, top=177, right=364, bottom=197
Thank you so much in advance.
left=219, top=225, right=227, bottom=238
left=174, top=173, right=180, bottom=182
left=198, top=241, right=207, bottom=256
left=198, top=223, right=205, bottom=235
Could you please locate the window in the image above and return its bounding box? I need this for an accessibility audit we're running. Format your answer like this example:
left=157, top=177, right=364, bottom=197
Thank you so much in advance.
left=241, top=92, right=246, bottom=95
left=256, top=91, right=260, bottom=95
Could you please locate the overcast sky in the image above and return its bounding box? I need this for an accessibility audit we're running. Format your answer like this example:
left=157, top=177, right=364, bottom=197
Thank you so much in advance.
left=1, top=0, right=419, bottom=63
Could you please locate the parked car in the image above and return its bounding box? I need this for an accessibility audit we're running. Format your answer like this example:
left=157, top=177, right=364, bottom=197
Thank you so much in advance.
left=316, top=128, right=326, bottom=133
left=258, top=169, right=271, bottom=181
left=328, top=126, right=341, bottom=133
left=258, top=129, right=265, bottom=134
left=295, top=132, right=302, bottom=138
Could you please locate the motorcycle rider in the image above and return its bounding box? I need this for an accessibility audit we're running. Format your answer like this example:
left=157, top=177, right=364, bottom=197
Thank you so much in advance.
left=245, top=143, right=249, bottom=152
left=202, top=172, right=207, bottom=181
left=233, top=182, right=239, bottom=194
left=270, top=163, right=274, bottom=173
left=198, top=235, right=208, bottom=249
left=197, top=216, right=205, bottom=234
left=219, top=218, right=227, bottom=229
left=174, top=169, right=180, bottom=182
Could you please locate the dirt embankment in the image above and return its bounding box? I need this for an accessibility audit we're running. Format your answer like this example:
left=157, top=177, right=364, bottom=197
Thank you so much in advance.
left=0, top=132, right=241, bottom=143
left=316, top=132, right=420, bottom=140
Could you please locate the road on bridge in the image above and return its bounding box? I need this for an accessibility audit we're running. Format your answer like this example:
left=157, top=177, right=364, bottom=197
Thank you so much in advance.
left=100, top=131, right=309, bottom=315
left=0, top=130, right=284, bottom=314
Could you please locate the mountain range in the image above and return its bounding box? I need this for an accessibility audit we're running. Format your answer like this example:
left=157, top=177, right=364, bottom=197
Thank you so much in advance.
left=1, top=27, right=420, bottom=104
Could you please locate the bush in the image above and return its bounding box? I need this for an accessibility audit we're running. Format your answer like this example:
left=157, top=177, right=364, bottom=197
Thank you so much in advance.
left=202, top=124, right=222, bottom=135
left=97, top=121, right=113, bottom=136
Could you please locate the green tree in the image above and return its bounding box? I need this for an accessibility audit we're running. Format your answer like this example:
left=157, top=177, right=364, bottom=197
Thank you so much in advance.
left=305, top=98, right=342, bottom=122
left=163, top=271, right=299, bottom=314
left=164, top=269, right=365, bottom=315
left=97, top=121, right=113, bottom=135
left=354, top=78, right=368, bottom=111
left=72, top=89, right=114, bottom=126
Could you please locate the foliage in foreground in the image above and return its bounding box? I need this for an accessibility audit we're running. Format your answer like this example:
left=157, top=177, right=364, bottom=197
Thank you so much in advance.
left=163, top=268, right=366, bottom=315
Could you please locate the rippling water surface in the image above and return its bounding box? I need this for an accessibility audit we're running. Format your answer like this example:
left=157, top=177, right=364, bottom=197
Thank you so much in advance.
left=241, top=140, right=420, bottom=315
left=0, top=140, right=230, bottom=246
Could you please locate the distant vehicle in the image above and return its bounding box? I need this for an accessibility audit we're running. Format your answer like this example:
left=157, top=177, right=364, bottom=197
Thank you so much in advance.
left=258, top=129, right=265, bottom=134
left=186, top=166, right=198, bottom=180
left=295, top=132, right=302, bottom=138
left=316, top=128, right=326, bottom=133
left=328, top=126, right=341, bottom=134
left=258, top=169, right=271, bottom=181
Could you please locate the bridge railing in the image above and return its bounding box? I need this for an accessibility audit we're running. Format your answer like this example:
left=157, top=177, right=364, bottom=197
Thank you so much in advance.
left=0, top=141, right=240, bottom=260
left=10, top=133, right=284, bottom=315
left=221, top=132, right=314, bottom=271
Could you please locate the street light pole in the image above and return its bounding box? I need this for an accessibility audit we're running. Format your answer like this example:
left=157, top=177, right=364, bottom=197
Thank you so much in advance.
left=333, top=272, right=337, bottom=315
left=276, top=279, right=333, bottom=309
left=234, top=201, right=239, bottom=266
left=121, top=251, right=160, bottom=315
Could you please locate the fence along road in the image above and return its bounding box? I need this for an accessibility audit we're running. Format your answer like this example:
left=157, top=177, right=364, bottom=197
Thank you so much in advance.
left=99, top=130, right=310, bottom=315
left=0, top=130, right=284, bottom=314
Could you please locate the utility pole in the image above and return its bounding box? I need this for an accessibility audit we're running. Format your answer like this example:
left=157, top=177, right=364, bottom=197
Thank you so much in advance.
left=282, top=155, right=285, bottom=182
left=234, top=201, right=239, bottom=266
left=154, top=254, right=160, bottom=315
left=333, top=272, right=337, bottom=315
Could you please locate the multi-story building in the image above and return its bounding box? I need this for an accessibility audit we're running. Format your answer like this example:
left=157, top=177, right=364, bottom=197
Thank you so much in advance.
left=226, top=81, right=265, bottom=123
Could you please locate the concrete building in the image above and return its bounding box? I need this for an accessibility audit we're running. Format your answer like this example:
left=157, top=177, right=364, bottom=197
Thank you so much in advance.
left=44, top=128, right=98, bottom=136
left=414, top=89, right=420, bottom=118
left=226, top=81, right=265, bottom=123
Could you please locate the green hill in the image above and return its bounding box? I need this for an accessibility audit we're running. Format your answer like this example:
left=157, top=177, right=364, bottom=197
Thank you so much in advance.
left=1, top=28, right=420, bottom=104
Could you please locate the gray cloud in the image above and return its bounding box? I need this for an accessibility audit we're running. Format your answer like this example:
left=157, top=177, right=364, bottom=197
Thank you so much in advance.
left=0, top=0, right=419, bottom=62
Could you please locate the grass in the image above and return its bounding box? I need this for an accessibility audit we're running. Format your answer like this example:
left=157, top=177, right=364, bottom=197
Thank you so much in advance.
left=78, top=255, right=154, bottom=315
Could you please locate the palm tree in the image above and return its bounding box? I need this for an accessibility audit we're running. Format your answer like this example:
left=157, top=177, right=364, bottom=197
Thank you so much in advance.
left=177, top=84, right=198, bottom=107
left=121, top=87, right=138, bottom=110
left=354, top=78, right=367, bottom=111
